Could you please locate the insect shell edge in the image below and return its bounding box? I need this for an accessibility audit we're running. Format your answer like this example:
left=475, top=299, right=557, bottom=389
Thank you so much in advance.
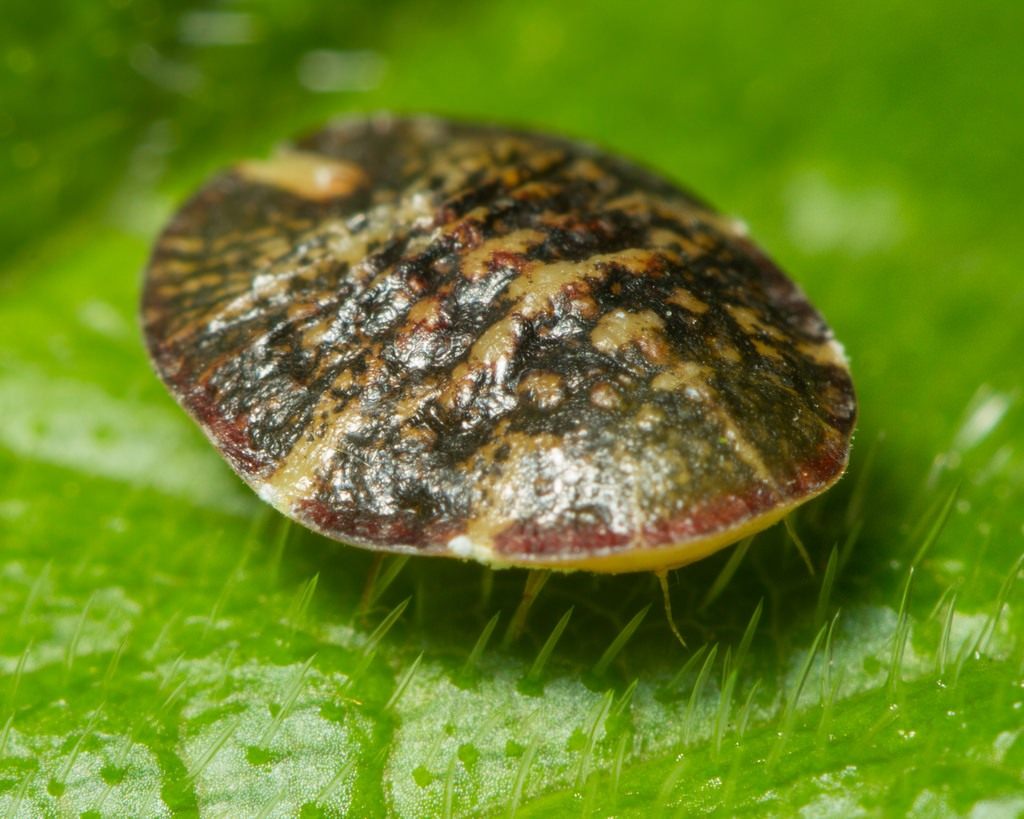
left=140, top=114, right=857, bottom=574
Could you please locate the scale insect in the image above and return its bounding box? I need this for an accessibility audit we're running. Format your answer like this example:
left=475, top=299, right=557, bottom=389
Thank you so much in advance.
left=142, top=114, right=856, bottom=574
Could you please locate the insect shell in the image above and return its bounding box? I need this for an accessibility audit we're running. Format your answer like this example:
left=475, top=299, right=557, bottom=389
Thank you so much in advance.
left=141, top=114, right=856, bottom=574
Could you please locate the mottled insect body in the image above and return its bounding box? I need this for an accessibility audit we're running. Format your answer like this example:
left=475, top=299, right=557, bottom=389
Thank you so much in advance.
left=142, top=115, right=856, bottom=573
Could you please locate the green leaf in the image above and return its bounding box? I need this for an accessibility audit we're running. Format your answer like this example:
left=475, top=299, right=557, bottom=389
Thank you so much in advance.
left=3, top=1, right=1022, bottom=816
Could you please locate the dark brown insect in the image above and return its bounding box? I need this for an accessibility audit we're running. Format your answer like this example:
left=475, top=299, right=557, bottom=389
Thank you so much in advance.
left=142, top=114, right=856, bottom=573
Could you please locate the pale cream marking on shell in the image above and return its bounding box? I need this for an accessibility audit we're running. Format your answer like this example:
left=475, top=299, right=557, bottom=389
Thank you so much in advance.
left=467, top=317, right=522, bottom=369
left=166, top=271, right=225, bottom=295
left=797, top=336, right=848, bottom=368
left=726, top=303, right=786, bottom=342
left=589, top=382, right=622, bottom=410
left=243, top=224, right=282, bottom=243
left=237, top=151, right=369, bottom=201
left=604, top=192, right=739, bottom=246
left=710, top=335, right=743, bottom=364
left=460, top=229, right=546, bottom=281
left=590, top=308, right=670, bottom=364
left=292, top=313, right=332, bottom=349
left=254, top=236, right=294, bottom=262
left=603, top=191, right=657, bottom=214
left=509, top=180, right=562, bottom=201
left=565, top=156, right=606, bottom=181
left=507, top=248, right=657, bottom=320
left=509, top=260, right=597, bottom=319
left=564, top=155, right=621, bottom=195
left=715, top=414, right=776, bottom=486
left=634, top=403, right=665, bottom=432
left=257, top=483, right=280, bottom=505
left=753, top=338, right=785, bottom=361
left=160, top=235, right=206, bottom=255
left=402, top=424, right=437, bottom=447
left=440, top=316, right=524, bottom=410
left=334, top=370, right=354, bottom=390
left=263, top=399, right=369, bottom=505
left=209, top=233, right=243, bottom=254
left=699, top=212, right=750, bottom=239
left=650, top=361, right=713, bottom=393
left=517, top=371, right=565, bottom=410
left=441, top=205, right=490, bottom=238
left=156, top=259, right=197, bottom=276
left=392, top=381, right=444, bottom=424
left=666, top=287, right=710, bottom=314
left=511, top=144, right=567, bottom=175
left=401, top=228, right=439, bottom=260
left=404, top=295, right=444, bottom=328
left=647, top=227, right=708, bottom=258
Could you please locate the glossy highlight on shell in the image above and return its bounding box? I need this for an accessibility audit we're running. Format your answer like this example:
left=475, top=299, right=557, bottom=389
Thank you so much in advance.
left=141, top=114, right=856, bottom=573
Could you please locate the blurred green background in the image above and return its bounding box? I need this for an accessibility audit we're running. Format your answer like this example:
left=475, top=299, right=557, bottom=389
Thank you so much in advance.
left=2, top=1, right=1022, bottom=815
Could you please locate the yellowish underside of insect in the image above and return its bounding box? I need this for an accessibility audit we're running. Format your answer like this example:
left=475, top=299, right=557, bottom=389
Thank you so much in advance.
left=445, top=494, right=814, bottom=574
